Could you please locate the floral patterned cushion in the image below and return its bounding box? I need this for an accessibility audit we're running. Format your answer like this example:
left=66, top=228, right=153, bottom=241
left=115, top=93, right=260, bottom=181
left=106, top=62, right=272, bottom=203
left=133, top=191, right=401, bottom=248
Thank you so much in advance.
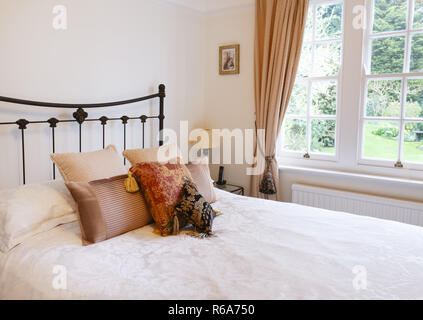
left=130, top=162, right=192, bottom=236
left=174, top=178, right=217, bottom=237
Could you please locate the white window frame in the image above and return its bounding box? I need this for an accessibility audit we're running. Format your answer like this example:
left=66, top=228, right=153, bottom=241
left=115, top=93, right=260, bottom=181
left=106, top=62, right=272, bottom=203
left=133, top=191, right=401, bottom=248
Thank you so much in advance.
left=358, top=0, right=423, bottom=170
left=278, top=0, right=423, bottom=182
left=279, top=0, right=345, bottom=162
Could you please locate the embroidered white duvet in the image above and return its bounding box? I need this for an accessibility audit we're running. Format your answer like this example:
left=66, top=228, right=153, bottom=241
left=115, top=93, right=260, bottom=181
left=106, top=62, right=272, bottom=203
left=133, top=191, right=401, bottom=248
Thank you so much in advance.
left=1, top=189, right=423, bottom=299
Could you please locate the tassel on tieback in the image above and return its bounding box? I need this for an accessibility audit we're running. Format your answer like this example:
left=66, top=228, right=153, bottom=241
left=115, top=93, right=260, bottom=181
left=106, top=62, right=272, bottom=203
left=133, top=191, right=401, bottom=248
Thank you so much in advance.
left=259, top=156, right=277, bottom=195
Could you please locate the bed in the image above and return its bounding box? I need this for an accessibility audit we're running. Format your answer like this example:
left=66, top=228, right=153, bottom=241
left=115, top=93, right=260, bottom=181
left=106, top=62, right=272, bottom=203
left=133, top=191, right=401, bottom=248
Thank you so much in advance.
left=1, top=86, right=423, bottom=300
left=1, top=188, right=423, bottom=299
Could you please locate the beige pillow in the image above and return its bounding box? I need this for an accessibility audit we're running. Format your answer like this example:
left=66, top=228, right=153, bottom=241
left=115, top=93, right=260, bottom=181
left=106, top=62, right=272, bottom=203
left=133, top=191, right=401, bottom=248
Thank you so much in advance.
left=66, top=175, right=152, bottom=245
left=123, top=144, right=180, bottom=166
left=51, top=145, right=126, bottom=182
left=186, top=158, right=216, bottom=203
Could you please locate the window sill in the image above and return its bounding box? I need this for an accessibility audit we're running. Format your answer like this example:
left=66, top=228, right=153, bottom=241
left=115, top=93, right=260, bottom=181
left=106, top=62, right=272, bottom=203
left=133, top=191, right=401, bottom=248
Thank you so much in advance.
left=279, top=164, right=423, bottom=189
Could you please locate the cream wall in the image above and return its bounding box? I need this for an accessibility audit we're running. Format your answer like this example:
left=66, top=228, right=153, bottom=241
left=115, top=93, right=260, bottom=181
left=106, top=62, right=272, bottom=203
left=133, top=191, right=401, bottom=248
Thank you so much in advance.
left=203, top=6, right=256, bottom=196
left=165, top=0, right=254, bottom=13
left=0, top=0, right=206, bottom=187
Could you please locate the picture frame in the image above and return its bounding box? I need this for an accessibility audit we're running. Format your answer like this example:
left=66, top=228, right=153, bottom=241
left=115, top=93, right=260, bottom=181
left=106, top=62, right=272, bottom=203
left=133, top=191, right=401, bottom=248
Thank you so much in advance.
left=219, top=44, right=240, bottom=75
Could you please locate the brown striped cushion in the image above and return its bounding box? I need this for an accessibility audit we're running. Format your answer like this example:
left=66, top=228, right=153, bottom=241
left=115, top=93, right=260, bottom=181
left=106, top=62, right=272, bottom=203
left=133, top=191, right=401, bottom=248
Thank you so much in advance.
left=66, top=175, right=152, bottom=245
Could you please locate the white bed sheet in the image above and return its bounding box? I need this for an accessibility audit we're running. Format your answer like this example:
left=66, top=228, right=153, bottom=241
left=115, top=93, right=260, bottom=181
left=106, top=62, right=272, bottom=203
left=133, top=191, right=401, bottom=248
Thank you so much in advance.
left=1, top=189, right=423, bottom=300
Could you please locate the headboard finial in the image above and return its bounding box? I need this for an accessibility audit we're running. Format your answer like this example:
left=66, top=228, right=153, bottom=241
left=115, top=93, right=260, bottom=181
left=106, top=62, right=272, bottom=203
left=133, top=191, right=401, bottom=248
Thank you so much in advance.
left=159, top=84, right=166, bottom=97
left=99, top=116, right=109, bottom=125
left=121, top=116, right=129, bottom=124
left=47, top=118, right=59, bottom=128
left=16, top=119, right=29, bottom=130
left=140, top=115, right=148, bottom=123
left=73, top=108, right=88, bottom=124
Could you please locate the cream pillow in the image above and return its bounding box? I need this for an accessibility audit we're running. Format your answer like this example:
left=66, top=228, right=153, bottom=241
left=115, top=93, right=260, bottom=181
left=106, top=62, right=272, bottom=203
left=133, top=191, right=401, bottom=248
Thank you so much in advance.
left=0, top=180, right=77, bottom=252
left=186, top=157, right=216, bottom=203
left=123, top=143, right=180, bottom=166
left=51, top=145, right=126, bottom=182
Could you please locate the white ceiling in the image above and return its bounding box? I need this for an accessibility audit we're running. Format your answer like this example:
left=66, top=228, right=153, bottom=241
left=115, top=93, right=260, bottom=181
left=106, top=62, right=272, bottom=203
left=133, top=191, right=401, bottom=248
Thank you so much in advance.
left=165, top=0, right=254, bottom=13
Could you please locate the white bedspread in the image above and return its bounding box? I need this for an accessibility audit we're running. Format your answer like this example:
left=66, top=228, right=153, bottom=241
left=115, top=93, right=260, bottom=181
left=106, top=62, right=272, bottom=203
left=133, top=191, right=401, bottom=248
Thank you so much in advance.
left=1, top=189, right=423, bottom=300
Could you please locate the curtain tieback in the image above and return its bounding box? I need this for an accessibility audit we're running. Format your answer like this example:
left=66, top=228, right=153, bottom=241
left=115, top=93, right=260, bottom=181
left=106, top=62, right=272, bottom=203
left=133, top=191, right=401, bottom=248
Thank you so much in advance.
left=259, top=154, right=277, bottom=195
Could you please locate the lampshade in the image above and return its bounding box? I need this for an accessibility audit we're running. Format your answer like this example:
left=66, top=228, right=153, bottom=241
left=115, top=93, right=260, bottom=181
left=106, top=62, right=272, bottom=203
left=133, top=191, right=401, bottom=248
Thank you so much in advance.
left=189, top=128, right=220, bottom=149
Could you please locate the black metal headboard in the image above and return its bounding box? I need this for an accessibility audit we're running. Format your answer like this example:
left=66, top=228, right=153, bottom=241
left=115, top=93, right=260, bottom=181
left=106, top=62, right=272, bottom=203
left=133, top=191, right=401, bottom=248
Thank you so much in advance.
left=0, top=84, right=165, bottom=184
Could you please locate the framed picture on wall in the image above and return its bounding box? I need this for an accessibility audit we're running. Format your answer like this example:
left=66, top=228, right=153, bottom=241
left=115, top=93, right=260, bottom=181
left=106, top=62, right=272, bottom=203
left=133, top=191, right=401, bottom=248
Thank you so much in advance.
left=219, top=44, right=240, bottom=75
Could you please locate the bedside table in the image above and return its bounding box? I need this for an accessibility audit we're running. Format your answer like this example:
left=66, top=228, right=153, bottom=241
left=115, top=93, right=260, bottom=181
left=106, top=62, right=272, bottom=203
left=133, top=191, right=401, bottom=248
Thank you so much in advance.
left=214, top=183, right=244, bottom=196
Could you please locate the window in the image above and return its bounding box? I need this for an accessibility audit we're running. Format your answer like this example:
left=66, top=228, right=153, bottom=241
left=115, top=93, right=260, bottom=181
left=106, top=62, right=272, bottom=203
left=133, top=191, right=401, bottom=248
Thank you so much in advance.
left=278, top=0, right=423, bottom=178
left=281, top=1, right=344, bottom=160
left=360, top=0, right=423, bottom=168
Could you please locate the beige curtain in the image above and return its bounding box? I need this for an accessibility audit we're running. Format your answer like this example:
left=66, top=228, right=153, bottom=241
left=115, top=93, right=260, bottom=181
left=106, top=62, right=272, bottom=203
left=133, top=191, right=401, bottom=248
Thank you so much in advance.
left=250, top=0, right=309, bottom=200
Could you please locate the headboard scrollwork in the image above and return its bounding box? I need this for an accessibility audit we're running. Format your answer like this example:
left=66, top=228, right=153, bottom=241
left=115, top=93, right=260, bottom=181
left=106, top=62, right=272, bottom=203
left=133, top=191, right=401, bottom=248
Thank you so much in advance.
left=0, top=84, right=166, bottom=185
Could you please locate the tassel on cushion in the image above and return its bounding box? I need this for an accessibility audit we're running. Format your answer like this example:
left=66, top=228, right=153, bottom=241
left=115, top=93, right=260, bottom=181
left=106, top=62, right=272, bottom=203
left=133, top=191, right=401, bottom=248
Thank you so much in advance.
left=124, top=171, right=140, bottom=193
left=159, top=215, right=179, bottom=237
left=172, top=215, right=180, bottom=235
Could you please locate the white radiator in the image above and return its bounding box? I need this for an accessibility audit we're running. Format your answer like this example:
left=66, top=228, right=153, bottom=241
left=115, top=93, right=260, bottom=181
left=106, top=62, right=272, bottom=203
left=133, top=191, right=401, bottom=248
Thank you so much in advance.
left=292, top=184, right=423, bottom=227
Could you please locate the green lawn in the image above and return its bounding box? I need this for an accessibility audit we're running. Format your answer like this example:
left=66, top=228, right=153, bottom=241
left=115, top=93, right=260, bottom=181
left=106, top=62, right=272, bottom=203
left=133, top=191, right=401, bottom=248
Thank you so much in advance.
left=320, top=146, right=335, bottom=154
left=363, top=123, right=423, bottom=163
left=318, top=123, right=423, bottom=163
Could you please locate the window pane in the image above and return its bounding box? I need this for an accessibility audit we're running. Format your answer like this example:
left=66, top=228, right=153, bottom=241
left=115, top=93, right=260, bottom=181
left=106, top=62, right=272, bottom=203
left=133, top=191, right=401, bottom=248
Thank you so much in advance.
left=312, top=81, right=337, bottom=115
left=313, top=41, right=341, bottom=76
left=403, top=122, right=423, bottom=162
left=410, top=33, right=423, bottom=72
left=316, top=2, right=343, bottom=40
left=371, top=36, right=405, bottom=74
left=311, top=119, right=336, bottom=154
left=406, top=79, right=423, bottom=118
left=414, top=0, right=423, bottom=29
left=363, top=121, right=399, bottom=160
left=282, top=119, right=307, bottom=152
left=303, top=6, right=313, bottom=42
left=372, top=0, right=407, bottom=33
left=366, top=79, right=401, bottom=117
left=287, top=82, right=308, bottom=116
left=297, top=44, right=312, bottom=77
